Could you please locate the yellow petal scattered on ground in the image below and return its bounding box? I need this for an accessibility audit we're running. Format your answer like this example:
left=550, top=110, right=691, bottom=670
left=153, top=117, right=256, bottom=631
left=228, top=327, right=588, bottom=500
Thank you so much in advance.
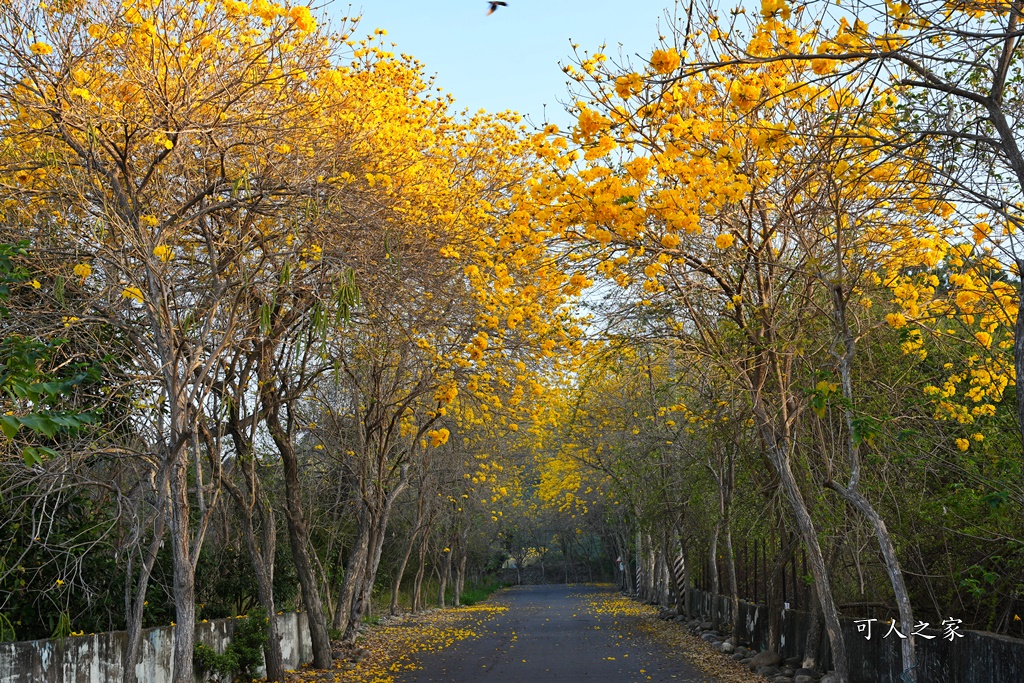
left=284, top=604, right=507, bottom=683
left=583, top=592, right=767, bottom=683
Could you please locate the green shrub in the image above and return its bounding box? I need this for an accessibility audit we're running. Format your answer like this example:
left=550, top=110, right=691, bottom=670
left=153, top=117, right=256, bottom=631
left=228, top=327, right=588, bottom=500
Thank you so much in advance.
left=459, top=576, right=505, bottom=606
left=193, top=609, right=267, bottom=682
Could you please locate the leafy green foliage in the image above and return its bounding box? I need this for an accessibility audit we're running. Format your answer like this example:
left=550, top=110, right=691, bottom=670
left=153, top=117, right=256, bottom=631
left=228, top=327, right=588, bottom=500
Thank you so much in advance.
left=193, top=609, right=268, bottom=682
left=0, top=243, right=101, bottom=466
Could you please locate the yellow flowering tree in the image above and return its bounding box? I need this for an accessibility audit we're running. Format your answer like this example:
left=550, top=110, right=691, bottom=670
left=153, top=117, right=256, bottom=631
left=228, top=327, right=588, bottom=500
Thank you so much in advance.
left=0, top=0, right=359, bottom=676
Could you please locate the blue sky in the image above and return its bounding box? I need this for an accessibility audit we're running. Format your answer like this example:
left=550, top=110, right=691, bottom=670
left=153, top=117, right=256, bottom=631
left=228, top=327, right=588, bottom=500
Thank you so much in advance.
left=327, top=1, right=680, bottom=129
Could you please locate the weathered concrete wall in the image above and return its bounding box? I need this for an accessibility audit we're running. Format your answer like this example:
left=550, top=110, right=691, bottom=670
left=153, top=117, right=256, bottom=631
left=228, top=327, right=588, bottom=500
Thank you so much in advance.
left=0, top=611, right=312, bottom=682
left=687, top=588, right=1024, bottom=682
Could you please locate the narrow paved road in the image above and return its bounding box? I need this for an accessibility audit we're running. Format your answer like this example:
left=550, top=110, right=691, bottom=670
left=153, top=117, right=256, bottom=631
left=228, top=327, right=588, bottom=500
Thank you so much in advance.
left=397, top=584, right=715, bottom=683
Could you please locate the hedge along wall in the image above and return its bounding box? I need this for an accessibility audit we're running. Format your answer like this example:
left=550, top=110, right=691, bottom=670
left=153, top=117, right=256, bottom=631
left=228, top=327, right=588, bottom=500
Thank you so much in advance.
left=686, top=588, right=1024, bottom=682
left=0, top=611, right=312, bottom=682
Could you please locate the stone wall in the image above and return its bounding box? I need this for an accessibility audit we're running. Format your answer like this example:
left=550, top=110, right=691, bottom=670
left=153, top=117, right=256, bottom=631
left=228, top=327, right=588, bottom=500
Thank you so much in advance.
left=687, top=588, right=1024, bottom=682
left=0, top=611, right=312, bottom=682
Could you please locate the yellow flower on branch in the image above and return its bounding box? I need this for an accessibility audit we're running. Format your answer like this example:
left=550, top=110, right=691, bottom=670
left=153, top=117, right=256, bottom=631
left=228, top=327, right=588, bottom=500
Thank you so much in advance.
left=715, top=233, right=736, bottom=250
left=121, top=287, right=144, bottom=303
left=288, top=5, right=316, bottom=33
left=29, top=42, right=53, bottom=56
left=153, top=245, right=174, bottom=262
left=73, top=263, right=92, bottom=280
left=886, top=312, right=907, bottom=329
left=427, top=428, right=450, bottom=448
left=649, top=49, right=680, bottom=75
left=760, top=0, right=791, bottom=20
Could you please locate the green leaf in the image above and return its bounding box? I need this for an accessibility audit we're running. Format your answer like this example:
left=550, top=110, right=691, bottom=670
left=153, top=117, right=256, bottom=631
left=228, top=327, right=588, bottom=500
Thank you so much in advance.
left=259, top=303, right=273, bottom=334
left=1, top=415, right=19, bottom=439
left=48, top=415, right=81, bottom=429
left=39, top=381, right=67, bottom=396
left=18, top=414, right=58, bottom=438
left=22, top=446, right=41, bottom=467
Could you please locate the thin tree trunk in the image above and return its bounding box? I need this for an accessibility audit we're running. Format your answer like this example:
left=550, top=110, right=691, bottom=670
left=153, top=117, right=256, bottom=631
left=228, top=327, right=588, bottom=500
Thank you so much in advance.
left=413, top=536, right=428, bottom=613
left=455, top=553, right=467, bottom=606
left=224, top=403, right=287, bottom=682
left=724, top=452, right=740, bottom=644
left=803, top=580, right=823, bottom=671
left=335, top=516, right=370, bottom=632
left=774, top=450, right=848, bottom=681
left=766, top=532, right=784, bottom=653
left=267, top=408, right=332, bottom=669
left=168, top=449, right=196, bottom=683
left=348, top=507, right=393, bottom=641
left=438, top=547, right=452, bottom=607
left=725, top=526, right=740, bottom=645
left=391, top=530, right=419, bottom=615
left=829, top=483, right=916, bottom=680
left=831, top=286, right=916, bottom=681
left=658, top=543, right=672, bottom=607
left=391, top=488, right=427, bottom=614
left=646, top=534, right=656, bottom=602
left=249, top=507, right=284, bottom=682
left=122, top=468, right=168, bottom=683
left=635, top=528, right=644, bottom=600
left=708, top=521, right=721, bottom=630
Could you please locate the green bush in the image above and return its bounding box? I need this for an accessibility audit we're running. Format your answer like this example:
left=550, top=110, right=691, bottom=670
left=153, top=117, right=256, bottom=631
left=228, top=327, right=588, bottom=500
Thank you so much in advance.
left=459, top=576, right=506, bottom=606
left=193, top=609, right=267, bottom=682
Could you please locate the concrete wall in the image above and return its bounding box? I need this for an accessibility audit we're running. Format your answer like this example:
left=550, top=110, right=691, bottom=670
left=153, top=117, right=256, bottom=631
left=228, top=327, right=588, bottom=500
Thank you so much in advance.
left=687, top=588, right=1024, bottom=683
left=0, top=611, right=312, bottom=682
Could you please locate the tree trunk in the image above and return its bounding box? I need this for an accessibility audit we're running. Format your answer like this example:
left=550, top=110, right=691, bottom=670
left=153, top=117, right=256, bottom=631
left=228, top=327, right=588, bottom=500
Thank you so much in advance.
left=725, top=526, right=740, bottom=645
left=269, top=412, right=332, bottom=669
left=832, top=287, right=916, bottom=681
left=803, top=580, right=823, bottom=671
left=774, top=450, right=848, bottom=681
left=767, top=540, right=783, bottom=653
left=169, top=455, right=196, bottom=683
left=829, top=483, right=916, bottom=681
left=249, top=510, right=285, bottom=683
left=122, top=469, right=168, bottom=683
left=724, top=452, right=740, bottom=644
left=413, top=536, right=428, bottom=613
left=646, top=535, right=656, bottom=602
left=630, top=528, right=638, bottom=598
left=454, top=552, right=467, bottom=606
left=616, top=532, right=633, bottom=595
left=391, top=529, right=419, bottom=615
left=347, top=508, right=392, bottom=641
left=334, top=516, right=370, bottom=632
left=224, top=407, right=286, bottom=682
left=708, top=521, right=721, bottom=630
left=658, top=544, right=672, bottom=607
left=438, top=547, right=452, bottom=607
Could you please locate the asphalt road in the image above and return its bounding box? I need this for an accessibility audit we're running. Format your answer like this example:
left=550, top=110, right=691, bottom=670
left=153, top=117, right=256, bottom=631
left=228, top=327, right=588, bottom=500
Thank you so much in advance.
left=397, top=584, right=714, bottom=683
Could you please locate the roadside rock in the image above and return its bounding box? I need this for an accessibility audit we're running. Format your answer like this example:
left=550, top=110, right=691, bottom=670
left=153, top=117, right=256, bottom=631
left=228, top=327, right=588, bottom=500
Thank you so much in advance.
left=749, top=650, right=784, bottom=669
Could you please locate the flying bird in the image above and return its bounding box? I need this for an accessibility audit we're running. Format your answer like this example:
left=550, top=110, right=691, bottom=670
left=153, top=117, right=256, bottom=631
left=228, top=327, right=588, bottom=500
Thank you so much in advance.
left=487, top=2, right=507, bottom=15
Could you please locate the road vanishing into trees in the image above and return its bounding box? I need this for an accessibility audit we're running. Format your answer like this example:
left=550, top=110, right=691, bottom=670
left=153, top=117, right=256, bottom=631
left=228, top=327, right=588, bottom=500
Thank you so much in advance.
left=396, top=585, right=714, bottom=683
